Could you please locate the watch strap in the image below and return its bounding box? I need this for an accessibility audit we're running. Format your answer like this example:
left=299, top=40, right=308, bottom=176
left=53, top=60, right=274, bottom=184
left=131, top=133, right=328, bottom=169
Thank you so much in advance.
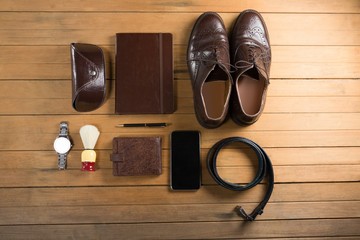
left=57, top=122, right=70, bottom=170
left=59, top=122, right=68, bottom=137
left=58, top=153, right=67, bottom=170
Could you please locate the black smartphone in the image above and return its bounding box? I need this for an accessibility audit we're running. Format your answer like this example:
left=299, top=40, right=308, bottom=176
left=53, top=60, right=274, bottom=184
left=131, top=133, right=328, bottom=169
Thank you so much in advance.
left=170, top=130, right=201, bottom=190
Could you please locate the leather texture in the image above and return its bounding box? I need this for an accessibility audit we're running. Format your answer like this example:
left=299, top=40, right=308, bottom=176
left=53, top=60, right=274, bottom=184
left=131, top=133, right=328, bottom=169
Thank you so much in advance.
left=115, top=33, right=174, bottom=114
left=187, top=12, right=232, bottom=128
left=110, top=137, right=162, bottom=176
left=70, top=43, right=106, bottom=112
left=207, top=137, right=274, bottom=221
left=230, top=10, right=271, bottom=125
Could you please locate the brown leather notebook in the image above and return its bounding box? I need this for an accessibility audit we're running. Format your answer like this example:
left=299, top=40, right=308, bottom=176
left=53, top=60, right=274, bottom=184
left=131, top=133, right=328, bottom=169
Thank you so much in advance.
left=115, top=33, right=174, bottom=114
left=110, top=137, right=162, bottom=176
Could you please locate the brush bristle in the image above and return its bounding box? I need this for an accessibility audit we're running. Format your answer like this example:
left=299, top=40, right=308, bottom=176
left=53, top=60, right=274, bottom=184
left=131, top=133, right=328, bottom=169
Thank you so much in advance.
left=79, top=125, right=100, bottom=149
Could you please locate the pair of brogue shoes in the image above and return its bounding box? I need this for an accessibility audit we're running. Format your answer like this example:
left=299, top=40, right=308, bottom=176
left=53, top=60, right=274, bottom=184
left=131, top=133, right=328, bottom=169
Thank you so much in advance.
left=187, top=10, right=271, bottom=128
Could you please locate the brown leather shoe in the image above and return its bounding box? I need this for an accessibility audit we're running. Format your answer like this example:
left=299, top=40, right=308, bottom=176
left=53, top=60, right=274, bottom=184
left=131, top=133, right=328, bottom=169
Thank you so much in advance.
left=230, top=10, right=271, bottom=125
left=187, top=12, right=232, bottom=128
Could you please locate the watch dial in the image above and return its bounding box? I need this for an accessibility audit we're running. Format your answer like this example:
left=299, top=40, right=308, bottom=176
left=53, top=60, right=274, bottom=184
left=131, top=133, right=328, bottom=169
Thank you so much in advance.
left=54, top=137, right=71, bottom=154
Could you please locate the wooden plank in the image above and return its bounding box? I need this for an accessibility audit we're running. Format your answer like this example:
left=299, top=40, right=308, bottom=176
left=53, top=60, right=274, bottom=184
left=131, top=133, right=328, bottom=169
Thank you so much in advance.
left=1, top=183, right=358, bottom=207
left=1, top=0, right=360, bottom=13
left=265, top=96, right=360, bottom=113
left=1, top=79, right=360, bottom=99
left=0, top=13, right=358, bottom=32
left=202, top=130, right=360, bottom=148
left=0, top=13, right=359, bottom=45
left=1, top=62, right=359, bottom=80
left=268, top=79, right=360, bottom=97
left=267, top=238, right=360, bottom=240
left=0, top=113, right=359, bottom=135
left=261, top=147, right=360, bottom=165
left=2, top=46, right=359, bottom=64
left=0, top=44, right=359, bottom=80
left=1, top=78, right=360, bottom=98
left=175, top=62, right=360, bottom=79
left=1, top=146, right=359, bottom=170
left=270, top=62, right=360, bottom=79
left=1, top=45, right=359, bottom=79
left=183, top=78, right=360, bottom=97
left=0, top=163, right=358, bottom=187
left=213, top=165, right=360, bottom=184
left=0, top=201, right=358, bottom=225
left=0, top=96, right=359, bottom=114
left=0, top=219, right=358, bottom=239
left=0, top=130, right=360, bottom=151
left=265, top=238, right=360, bottom=240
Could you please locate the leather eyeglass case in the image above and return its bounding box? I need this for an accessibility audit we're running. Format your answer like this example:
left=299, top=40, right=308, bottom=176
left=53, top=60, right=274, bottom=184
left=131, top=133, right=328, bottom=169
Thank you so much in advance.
left=70, top=43, right=106, bottom=112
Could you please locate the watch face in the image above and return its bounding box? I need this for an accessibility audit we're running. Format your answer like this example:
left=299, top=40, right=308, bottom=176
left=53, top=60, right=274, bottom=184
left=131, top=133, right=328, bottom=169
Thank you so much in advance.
left=54, top=137, right=71, bottom=154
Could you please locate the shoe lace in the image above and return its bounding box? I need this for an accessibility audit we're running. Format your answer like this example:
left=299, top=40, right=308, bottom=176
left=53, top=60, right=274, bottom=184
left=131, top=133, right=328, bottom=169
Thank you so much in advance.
left=187, top=45, right=236, bottom=73
left=233, top=38, right=271, bottom=76
left=188, top=40, right=270, bottom=77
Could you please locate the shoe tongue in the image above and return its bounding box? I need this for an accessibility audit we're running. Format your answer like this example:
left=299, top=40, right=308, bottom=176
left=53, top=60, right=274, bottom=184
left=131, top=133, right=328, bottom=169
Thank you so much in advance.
left=196, top=62, right=216, bottom=85
left=254, top=59, right=268, bottom=81
left=244, top=65, right=268, bottom=85
left=196, top=62, right=229, bottom=86
left=244, top=66, right=259, bottom=79
left=236, top=58, right=268, bottom=83
left=206, top=64, right=230, bottom=82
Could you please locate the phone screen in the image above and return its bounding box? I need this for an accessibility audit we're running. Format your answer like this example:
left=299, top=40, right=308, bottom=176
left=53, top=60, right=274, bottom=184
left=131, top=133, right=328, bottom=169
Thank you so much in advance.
left=170, top=131, right=201, bottom=190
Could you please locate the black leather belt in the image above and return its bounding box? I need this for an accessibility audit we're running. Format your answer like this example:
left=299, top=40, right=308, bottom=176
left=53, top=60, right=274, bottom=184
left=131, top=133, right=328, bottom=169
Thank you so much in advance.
left=207, top=137, right=274, bottom=221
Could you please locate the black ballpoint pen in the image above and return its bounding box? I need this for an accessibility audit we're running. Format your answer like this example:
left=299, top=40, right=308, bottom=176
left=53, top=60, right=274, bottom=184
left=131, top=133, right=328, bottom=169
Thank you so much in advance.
left=116, top=123, right=168, bottom=128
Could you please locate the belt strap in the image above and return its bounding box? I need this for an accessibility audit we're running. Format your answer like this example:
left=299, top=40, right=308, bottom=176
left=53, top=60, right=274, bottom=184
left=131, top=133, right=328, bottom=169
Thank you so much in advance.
left=207, top=137, right=274, bottom=221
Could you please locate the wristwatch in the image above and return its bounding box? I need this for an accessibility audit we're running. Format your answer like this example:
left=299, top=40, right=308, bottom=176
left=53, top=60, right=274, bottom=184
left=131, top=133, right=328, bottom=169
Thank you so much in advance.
left=53, top=122, right=72, bottom=170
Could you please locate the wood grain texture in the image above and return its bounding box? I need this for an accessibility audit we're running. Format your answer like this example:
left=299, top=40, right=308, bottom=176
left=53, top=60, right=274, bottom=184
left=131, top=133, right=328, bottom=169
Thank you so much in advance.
left=1, top=46, right=360, bottom=79
left=0, top=0, right=359, bottom=239
left=0, top=13, right=359, bottom=45
left=2, top=0, right=360, bottom=13
left=0, top=219, right=359, bottom=239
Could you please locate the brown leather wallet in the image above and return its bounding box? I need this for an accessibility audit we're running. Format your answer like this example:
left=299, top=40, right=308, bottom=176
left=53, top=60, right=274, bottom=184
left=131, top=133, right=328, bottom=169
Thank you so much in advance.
left=110, top=136, right=162, bottom=176
left=70, top=43, right=106, bottom=112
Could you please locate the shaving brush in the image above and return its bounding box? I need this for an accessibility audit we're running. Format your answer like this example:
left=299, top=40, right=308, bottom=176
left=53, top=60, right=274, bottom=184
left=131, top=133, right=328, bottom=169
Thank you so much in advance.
left=80, top=125, right=100, bottom=171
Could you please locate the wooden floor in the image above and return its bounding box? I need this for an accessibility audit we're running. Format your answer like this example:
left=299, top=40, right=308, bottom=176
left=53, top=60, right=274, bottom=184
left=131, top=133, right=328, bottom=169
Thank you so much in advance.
left=0, top=0, right=359, bottom=239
